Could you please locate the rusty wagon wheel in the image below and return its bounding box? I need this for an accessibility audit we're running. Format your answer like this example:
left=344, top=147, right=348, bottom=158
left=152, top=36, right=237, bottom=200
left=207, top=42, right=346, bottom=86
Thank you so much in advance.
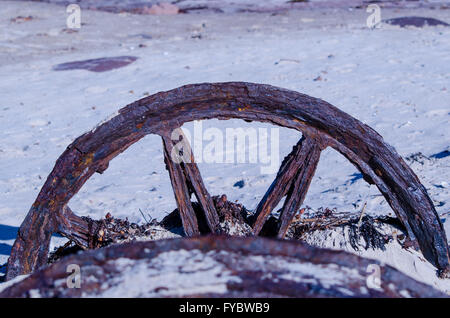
left=6, top=82, right=450, bottom=280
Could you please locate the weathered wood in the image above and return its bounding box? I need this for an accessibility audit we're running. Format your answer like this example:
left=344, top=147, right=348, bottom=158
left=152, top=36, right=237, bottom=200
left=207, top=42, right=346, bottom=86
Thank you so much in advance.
left=6, top=146, right=97, bottom=280
left=277, top=140, right=322, bottom=238
left=251, top=139, right=304, bottom=234
left=183, top=162, right=220, bottom=232
left=161, top=134, right=200, bottom=236
left=173, top=129, right=220, bottom=232
left=252, top=136, right=322, bottom=236
left=6, top=82, right=449, bottom=280
left=161, top=129, right=220, bottom=234
left=56, top=206, right=100, bottom=249
left=6, top=208, right=54, bottom=280
left=1, top=236, right=445, bottom=298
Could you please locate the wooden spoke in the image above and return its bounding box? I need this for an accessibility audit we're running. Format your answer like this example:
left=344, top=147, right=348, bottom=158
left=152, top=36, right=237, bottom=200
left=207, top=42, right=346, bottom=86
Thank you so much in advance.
left=252, top=136, right=322, bottom=235
left=56, top=206, right=100, bottom=249
left=161, top=130, right=220, bottom=234
left=162, top=134, right=200, bottom=236
left=277, top=141, right=321, bottom=238
left=183, top=162, right=220, bottom=233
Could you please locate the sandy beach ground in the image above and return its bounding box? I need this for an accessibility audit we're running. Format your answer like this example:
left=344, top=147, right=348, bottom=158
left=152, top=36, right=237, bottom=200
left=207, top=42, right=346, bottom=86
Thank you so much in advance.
left=0, top=0, right=449, bottom=294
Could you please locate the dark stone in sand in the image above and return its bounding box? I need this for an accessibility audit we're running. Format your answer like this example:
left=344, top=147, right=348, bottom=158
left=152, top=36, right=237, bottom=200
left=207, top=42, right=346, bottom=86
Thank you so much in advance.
left=53, top=56, right=138, bottom=72
left=233, top=180, right=245, bottom=188
left=383, top=16, right=449, bottom=28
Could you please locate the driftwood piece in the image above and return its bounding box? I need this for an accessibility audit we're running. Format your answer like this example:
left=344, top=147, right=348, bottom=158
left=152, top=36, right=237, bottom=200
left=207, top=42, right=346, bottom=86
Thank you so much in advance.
left=6, top=82, right=450, bottom=280
left=0, top=236, right=445, bottom=298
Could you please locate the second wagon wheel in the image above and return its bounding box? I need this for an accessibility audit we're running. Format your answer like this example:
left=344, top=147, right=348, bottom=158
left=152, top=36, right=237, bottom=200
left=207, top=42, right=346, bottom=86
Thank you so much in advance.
left=6, top=82, right=450, bottom=280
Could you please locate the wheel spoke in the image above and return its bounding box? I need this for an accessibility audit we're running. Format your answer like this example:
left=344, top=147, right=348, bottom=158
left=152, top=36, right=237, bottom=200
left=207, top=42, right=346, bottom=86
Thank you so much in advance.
left=183, top=161, right=220, bottom=233
left=57, top=205, right=101, bottom=249
left=161, top=129, right=220, bottom=233
left=277, top=142, right=321, bottom=238
left=252, top=136, right=322, bottom=235
left=162, top=133, right=200, bottom=236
